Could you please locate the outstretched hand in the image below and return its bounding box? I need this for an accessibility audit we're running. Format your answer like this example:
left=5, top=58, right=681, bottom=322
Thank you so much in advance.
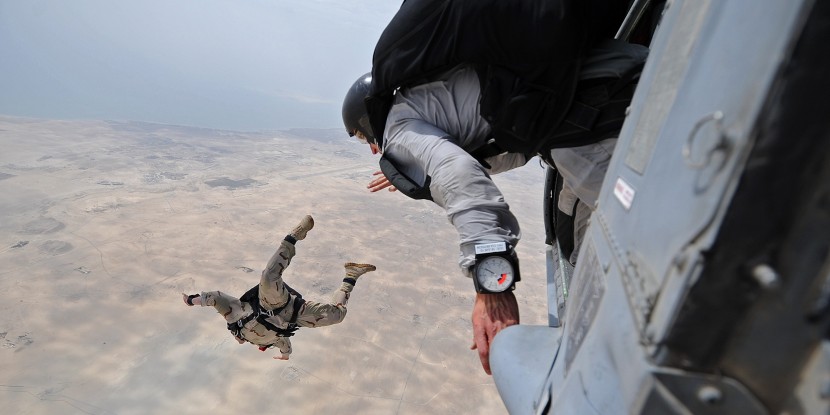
left=470, top=291, right=519, bottom=375
left=367, top=170, right=397, bottom=193
left=274, top=354, right=289, bottom=360
left=181, top=293, right=201, bottom=306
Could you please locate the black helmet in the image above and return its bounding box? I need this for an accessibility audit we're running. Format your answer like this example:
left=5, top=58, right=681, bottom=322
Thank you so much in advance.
left=342, top=72, right=376, bottom=145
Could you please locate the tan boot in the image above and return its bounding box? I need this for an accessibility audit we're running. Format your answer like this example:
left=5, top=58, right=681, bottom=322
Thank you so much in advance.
left=290, top=215, right=314, bottom=240
left=344, top=262, right=376, bottom=279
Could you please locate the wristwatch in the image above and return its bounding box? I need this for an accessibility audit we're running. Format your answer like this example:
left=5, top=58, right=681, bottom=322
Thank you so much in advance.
left=471, top=242, right=520, bottom=293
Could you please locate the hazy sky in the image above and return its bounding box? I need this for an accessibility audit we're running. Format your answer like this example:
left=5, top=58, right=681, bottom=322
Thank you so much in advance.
left=0, top=0, right=400, bottom=131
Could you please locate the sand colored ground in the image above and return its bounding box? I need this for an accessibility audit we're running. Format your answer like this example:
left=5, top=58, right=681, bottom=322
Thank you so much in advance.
left=0, top=115, right=549, bottom=414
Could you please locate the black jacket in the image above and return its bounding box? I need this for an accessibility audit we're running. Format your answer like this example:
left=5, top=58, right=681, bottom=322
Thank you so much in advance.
left=367, top=0, right=629, bottom=154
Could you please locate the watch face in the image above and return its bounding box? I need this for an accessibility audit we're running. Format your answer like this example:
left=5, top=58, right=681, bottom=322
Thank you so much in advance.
left=475, top=255, right=515, bottom=292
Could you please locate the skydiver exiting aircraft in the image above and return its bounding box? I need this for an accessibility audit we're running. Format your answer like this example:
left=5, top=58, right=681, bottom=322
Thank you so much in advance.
left=342, top=0, right=647, bottom=374
left=181, top=215, right=376, bottom=360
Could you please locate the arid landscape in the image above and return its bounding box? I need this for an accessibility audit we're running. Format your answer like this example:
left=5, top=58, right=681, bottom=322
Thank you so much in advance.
left=0, top=115, right=550, bottom=414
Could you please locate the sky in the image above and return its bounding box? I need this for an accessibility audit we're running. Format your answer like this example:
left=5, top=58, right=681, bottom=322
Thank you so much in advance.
left=0, top=0, right=401, bottom=131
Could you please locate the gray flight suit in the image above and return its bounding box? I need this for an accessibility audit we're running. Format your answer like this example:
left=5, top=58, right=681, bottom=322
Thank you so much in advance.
left=199, top=239, right=354, bottom=357
left=382, top=40, right=648, bottom=271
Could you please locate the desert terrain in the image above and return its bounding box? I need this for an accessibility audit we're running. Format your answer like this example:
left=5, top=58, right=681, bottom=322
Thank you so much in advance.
left=0, top=115, right=549, bottom=414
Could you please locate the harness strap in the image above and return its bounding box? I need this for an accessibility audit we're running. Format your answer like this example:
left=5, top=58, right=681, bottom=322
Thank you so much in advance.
left=289, top=297, right=305, bottom=324
left=227, top=310, right=259, bottom=339
left=227, top=283, right=307, bottom=342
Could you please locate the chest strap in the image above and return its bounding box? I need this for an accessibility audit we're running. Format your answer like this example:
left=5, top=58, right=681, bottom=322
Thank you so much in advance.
left=227, top=284, right=306, bottom=342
